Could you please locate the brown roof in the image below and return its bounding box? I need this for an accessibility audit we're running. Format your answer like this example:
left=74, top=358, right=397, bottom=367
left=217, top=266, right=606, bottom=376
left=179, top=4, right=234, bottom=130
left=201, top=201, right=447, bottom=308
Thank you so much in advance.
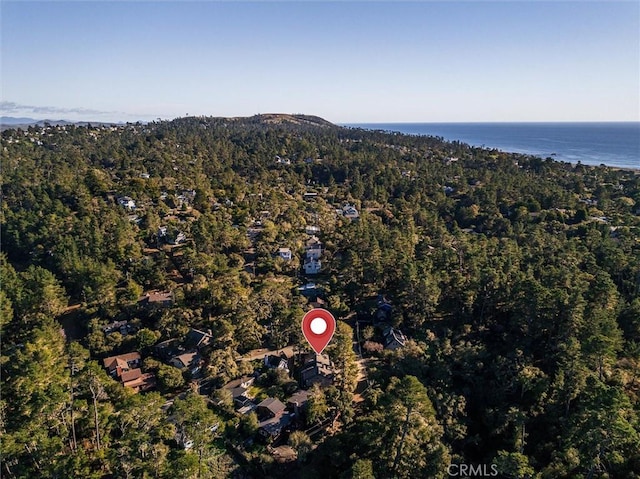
left=171, top=351, right=199, bottom=369
left=257, top=397, right=286, bottom=416
left=103, top=352, right=141, bottom=371
left=123, top=372, right=156, bottom=392
left=145, top=291, right=173, bottom=303
left=120, top=368, right=142, bottom=383
left=287, top=390, right=311, bottom=407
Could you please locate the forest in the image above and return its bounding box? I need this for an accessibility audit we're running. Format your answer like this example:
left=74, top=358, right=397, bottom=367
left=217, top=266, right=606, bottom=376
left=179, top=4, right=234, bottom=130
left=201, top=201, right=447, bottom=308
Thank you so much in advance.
left=1, top=114, right=639, bottom=478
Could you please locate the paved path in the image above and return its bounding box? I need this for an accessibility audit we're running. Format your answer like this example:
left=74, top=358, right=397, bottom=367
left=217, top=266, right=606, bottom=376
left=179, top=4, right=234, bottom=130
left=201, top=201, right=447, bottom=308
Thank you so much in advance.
left=352, top=320, right=369, bottom=403
left=238, top=346, right=296, bottom=362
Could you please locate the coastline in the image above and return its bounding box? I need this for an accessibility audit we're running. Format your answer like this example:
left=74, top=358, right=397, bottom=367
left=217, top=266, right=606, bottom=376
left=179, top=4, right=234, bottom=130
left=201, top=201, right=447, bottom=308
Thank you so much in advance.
left=346, top=122, right=640, bottom=171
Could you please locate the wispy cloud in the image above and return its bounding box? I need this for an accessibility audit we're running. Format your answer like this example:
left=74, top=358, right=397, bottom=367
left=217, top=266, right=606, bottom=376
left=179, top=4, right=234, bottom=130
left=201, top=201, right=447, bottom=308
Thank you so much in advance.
left=0, top=101, right=125, bottom=117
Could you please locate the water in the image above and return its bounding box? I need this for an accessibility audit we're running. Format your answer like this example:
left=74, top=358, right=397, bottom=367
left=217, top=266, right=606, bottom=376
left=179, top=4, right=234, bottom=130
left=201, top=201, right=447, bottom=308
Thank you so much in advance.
left=345, top=122, right=639, bottom=170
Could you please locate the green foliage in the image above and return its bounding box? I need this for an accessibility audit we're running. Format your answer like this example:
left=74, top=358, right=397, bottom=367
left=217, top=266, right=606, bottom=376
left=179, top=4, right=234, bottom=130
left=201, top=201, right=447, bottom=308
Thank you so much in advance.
left=353, top=375, right=450, bottom=478
left=1, top=117, right=639, bottom=477
left=350, top=459, right=375, bottom=479
left=157, top=364, right=185, bottom=391
left=289, top=430, right=313, bottom=463
left=495, top=451, right=536, bottom=479
left=306, top=384, right=329, bottom=424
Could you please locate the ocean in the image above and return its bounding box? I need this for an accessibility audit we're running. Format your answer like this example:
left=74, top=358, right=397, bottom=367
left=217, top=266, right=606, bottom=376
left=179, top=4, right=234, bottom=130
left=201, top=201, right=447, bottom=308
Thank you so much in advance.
left=345, top=122, right=639, bottom=170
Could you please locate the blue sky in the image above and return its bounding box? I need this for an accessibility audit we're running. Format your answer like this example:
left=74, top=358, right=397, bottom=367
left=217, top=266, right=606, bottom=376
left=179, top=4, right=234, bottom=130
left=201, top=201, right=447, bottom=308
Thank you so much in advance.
left=1, top=1, right=638, bottom=122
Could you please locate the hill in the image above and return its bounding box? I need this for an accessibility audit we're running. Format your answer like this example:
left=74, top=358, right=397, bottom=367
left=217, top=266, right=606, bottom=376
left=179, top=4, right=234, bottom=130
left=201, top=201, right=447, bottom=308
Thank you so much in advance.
left=245, top=113, right=336, bottom=127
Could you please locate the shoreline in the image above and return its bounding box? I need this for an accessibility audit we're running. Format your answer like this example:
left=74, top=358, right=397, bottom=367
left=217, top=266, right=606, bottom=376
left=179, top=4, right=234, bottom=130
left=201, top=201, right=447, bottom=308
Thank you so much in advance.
left=347, top=123, right=639, bottom=172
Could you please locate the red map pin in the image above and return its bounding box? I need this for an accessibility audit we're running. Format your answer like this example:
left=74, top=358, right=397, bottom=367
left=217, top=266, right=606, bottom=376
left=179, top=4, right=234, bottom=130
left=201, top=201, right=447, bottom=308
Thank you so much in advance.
left=301, top=308, right=336, bottom=354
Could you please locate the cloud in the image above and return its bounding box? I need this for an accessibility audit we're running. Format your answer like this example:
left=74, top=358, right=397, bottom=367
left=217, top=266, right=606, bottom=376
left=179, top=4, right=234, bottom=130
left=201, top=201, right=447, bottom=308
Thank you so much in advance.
left=0, top=101, right=131, bottom=119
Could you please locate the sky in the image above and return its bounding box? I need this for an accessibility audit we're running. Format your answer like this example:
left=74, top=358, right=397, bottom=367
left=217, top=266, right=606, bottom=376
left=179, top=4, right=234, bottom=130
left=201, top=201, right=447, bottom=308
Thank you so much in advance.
left=1, top=1, right=639, bottom=123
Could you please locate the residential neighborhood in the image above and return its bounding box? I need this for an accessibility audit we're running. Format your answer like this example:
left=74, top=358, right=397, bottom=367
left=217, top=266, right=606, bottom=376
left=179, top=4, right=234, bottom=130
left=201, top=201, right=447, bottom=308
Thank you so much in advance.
left=4, top=113, right=639, bottom=478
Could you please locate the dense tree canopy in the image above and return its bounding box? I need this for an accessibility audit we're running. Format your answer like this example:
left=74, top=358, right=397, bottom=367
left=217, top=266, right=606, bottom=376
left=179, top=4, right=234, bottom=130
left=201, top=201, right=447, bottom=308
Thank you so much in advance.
left=1, top=115, right=639, bottom=477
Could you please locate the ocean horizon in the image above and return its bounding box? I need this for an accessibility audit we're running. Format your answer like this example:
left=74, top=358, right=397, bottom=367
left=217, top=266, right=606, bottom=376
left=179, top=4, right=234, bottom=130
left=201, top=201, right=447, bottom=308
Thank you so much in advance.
left=344, top=122, right=639, bottom=170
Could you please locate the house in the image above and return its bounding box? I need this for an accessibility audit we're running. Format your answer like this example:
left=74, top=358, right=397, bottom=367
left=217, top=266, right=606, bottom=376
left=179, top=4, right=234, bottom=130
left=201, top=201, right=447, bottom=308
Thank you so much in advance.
left=308, top=297, right=326, bottom=309
left=177, top=432, right=194, bottom=450
left=305, top=236, right=323, bottom=259
left=103, top=320, right=134, bottom=335
left=175, top=190, right=196, bottom=207
left=175, top=422, right=219, bottom=450
left=222, top=376, right=256, bottom=408
left=375, top=295, right=393, bottom=322
left=169, top=231, right=187, bottom=245
left=223, top=376, right=255, bottom=392
left=277, top=247, right=292, bottom=261
left=256, top=398, right=293, bottom=439
left=264, top=354, right=289, bottom=372
left=258, top=412, right=293, bottom=440
left=154, top=338, right=184, bottom=360
left=304, top=258, right=321, bottom=275
left=140, top=290, right=174, bottom=308
left=117, top=196, right=136, bottom=210
left=304, top=192, right=318, bottom=200
left=102, top=352, right=155, bottom=392
left=257, top=397, right=286, bottom=419
left=298, top=282, right=319, bottom=296
left=375, top=307, right=391, bottom=322
left=342, top=204, right=359, bottom=220
left=181, top=189, right=197, bottom=200
left=170, top=351, right=201, bottom=374
left=383, top=327, right=407, bottom=350
left=103, top=352, right=141, bottom=377
left=185, top=328, right=213, bottom=349
left=305, top=226, right=321, bottom=235
left=120, top=368, right=156, bottom=392
left=300, top=353, right=334, bottom=388
left=579, top=197, right=598, bottom=206
left=287, top=390, right=311, bottom=411
left=377, top=294, right=392, bottom=309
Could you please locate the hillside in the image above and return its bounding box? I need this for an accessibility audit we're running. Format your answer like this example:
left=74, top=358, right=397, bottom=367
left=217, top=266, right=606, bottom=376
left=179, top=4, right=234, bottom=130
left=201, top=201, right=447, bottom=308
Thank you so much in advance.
left=241, top=113, right=337, bottom=127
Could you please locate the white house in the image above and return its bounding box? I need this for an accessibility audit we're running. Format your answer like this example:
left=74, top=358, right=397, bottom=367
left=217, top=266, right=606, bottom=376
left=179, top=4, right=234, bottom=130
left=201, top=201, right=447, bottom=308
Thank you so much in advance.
left=304, top=258, right=321, bottom=275
left=117, top=196, right=136, bottom=210
left=342, top=204, right=359, bottom=220
left=275, top=156, right=291, bottom=165
left=169, top=232, right=187, bottom=245
left=277, top=247, right=292, bottom=261
left=305, top=236, right=323, bottom=260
